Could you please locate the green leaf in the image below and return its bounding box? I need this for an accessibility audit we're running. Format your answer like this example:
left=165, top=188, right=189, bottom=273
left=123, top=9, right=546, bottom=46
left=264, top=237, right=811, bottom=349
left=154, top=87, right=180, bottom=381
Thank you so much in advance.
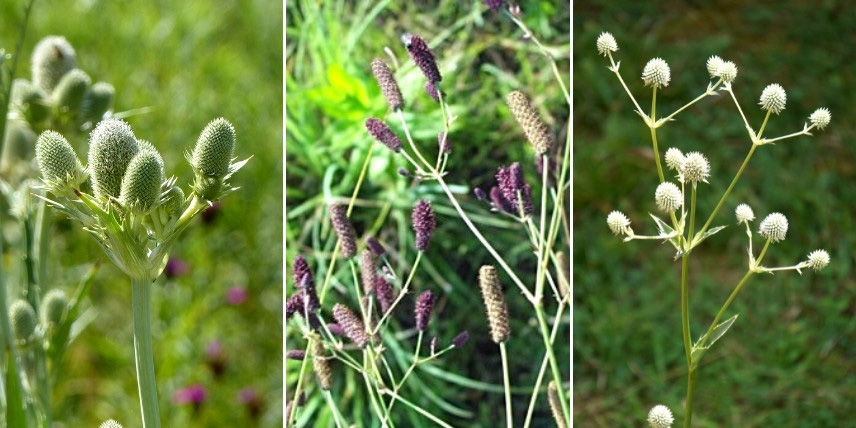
left=648, top=213, right=674, bottom=237
left=692, top=225, right=728, bottom=248
left=5, top=351, right=27, bottom=427
left=708, top=314, right=739, bottom=348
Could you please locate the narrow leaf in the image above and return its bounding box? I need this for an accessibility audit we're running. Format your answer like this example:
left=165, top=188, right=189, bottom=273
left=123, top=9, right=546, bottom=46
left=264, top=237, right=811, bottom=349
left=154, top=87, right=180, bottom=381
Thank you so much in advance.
left=708, top=314, right=739, bottom=347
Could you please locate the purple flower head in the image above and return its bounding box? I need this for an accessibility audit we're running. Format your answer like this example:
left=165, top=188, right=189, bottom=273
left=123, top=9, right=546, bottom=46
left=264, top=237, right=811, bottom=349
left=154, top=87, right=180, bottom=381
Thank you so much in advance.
left=205, top=340, right=226, bottom=377
left=489, top=186, right=513, bottom=213
left=164, top=256, right=189, bottom=279
left=371, top=58, right=404, bottom=111
left=484, top=0, right=505, bottom=10
left=174, top=384, right=207, bottom=406
left=365, top=118, right=402, bottom=153
left=329, top=204, right=357, bottom=259
left=474, top=187, right=487, bottom=201
left=285, top=292, right=303, bottom=320
left=332, top=303, right=369, bottom=349
left=292, top=255, right=312, bottom=287
left=414, top=290, right=435, bottom=331
left=425, top=81, right=444, bottom=102
left=496, top=163, right=533, bottom=216
left=412, top=200, right=436, bottom=251
left=238, top=387, right=264, bottom=419
left=452, top=330, right=470, bottom=348
left=201, top=201, right=221, bottom=225
left=226, top=286, right=248, bottom=305
left=403, top=33, right=442, bottom=84
left=375, top=276, right=395, bottom=315
left=285, top=350, right=306, bottom=360
left=366, top=237, right=386, bottom=256
left=327, top=323, right=345, bottom=337
left=360, top=249, right=378, bottom=295
left=438, top=132, right=451, bottom=154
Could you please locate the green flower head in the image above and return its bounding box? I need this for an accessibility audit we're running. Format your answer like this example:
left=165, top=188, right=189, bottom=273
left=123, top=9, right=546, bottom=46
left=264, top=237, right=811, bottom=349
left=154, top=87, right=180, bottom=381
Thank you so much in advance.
left=88, top=118, right=140, bottom=201
left=10, top=300, right=36, bottom=344
left=82, top=82, right=115, bottom=122
left=53, top=68, right=91, bottom=113
left=191, top=118, right=235, bottom=178
left=120, top=149, right=166, bottom=213
left=11, top=79, right=50, bottom=124
left=31, top=35, right=77, bottom=94
left=161, top=185, right=186, bottom=218
left=36, top=130, right=86, bottom=187
left=41, top=289, right=68, bottom=327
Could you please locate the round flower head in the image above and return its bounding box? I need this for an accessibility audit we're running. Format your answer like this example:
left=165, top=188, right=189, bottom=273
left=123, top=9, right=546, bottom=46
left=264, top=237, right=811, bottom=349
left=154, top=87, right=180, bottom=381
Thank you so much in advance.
left=36, top=130, right=86, bottom=187
left=53, top=68, right=91, bottom=113
left=10, top=300, right=36, bottom=343
left=607, top=210, right=631, bottom=236
left=647, top=404, right=674, bottom=428
left=31, top=36, right=77, bottom=94
left=596, top=32, right=618, bottom=56
left=735, top=203, right=755, bottom=224
left=191, top=118, right=236, bottom=178
left=806, top=249, right=830, bottom=271
left=706, top=55, right=724, bottom=79
left=654, top=182, right=683, bottom=212
left=119, top=150, right=165, bottom=213
left=681, top=152, right=710, bottom=184
left=642, top=58, right=671, bottom=88
left=719, top=61, right=738, bottom=83
left=88, top=118, right=140, bottom=201
left=82, top=82, right=116, bottom=122
left=664, top=147, right=684, bottom=171
left=41, top=289, right=68, bottom=327
left=759, top=212, right=788, bottom=242
left=99, top=420, right=123, bottom=428
left=759, top=83, right=787, bottom=114
left=809, top=108, right=831, bottom=130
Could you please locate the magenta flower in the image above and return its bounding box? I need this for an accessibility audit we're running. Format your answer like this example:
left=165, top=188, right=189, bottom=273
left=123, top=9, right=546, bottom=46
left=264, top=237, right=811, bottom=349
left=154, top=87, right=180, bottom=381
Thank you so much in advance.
left=205, top=340, right=226, bottom=377
left=238, top=387, right=264, bottom=419
left=201, top=201, right=221, bottom=225
left=164, top=256, right=189, bottom=279
left=174, top=384, right=207, bottom=406
left=226, top=286, right=248, bottom=305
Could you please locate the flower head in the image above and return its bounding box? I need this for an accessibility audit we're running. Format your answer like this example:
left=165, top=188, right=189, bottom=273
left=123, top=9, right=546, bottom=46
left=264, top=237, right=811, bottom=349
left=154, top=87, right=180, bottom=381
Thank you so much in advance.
left=412, top=200, right=436, bottom=251
left=82, top=82, right=115, bottom=122
left=119, top=149, right=165, bottom=213
left=759, top=83, right=787, bottom=114
left=647, top=404, right=674, bottom=428
left=53, top=68, right=91, bottom=113
left=414, top=290, right=435, bottom=331
left=10, top=300, right=36, bottom=344
left=484, top=0, right=505, bottom=11
left=719, top=61, right=738, bottom=83
left=375, top=276, right=395, bottom=315
left=31, top=35, right=77, bottom=94
left=403, top=33, right=442, bottom=84
left=360, top=249, right=378, bottom=295
left=806, top=249, right=830, bottom=271
left=759, top=212, right=788, bottom=242
left=681, top=152, right=710, bottom=184
left=329, top=204, right=357, bottom=259
left=205, top=340, right=226, bottom=377
left=35, top=130, right=86, bottom=188
left=607, top=211, right=631, bottom=236
left=173, top=384, right=207, bottom=406
left=365, top=118, right=402, bottom=152
left=507, top=90, right=553, bottom=155
left=596, top=32, right=618, bottom=56
left=370, top=58, right=404, bottom=111
left=88, top=118, right=140, bottom=201
left=237, top=387, right=264, bottom=419
left=311, top=336, right=333, bottom=390
left=332, top=303, right=369, bottom=349
left=478, top=265, right=510, bottom=343
left=706, top=56, right=724, bottom=79
left=654, top=182, right=683, bottom=212
left=41, top=289, right=68, bottom=327
left=191, top=118, right=236, bottom=179
left=425, top=81, right=443, bottom=102
left=735, top=203, right=755, bottom=224
left=664, top=147, right=684, bottom=171
left=452, top=330, right=470, bottom=348
left=365, top=237, right=386, bottom=256
left=226, top=286, right=248, bottom=305
left=99, top=420, right=123, bottom=428
left=642, top=58, right=671, bottom=88
left=809, top=108, right=831, bottom=130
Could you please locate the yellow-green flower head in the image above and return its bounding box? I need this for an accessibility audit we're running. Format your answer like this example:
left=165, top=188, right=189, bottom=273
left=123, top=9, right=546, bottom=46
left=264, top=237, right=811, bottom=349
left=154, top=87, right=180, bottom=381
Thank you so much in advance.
left=31, top=36, right=77, bottom=94
left=82, top=82, right=115, bottom=121
left=642, top=58, right=670, bottom=88
left=681, top=152, right=710, bottom=184
left=41, top=289, right=68, bottom=327
left=647, top=404, right=674, bottom=428
left=607, top=210, right=631, bottom=236
left=809, top=108, right=831, bottom=130
left=806, top=249, right=830, bottom=271
left=596, top=32, right=618, bottom=56
left=88, top=118, right=140, bottom=201
left=664, top=147, right=684, bottom=171
left=10, top=300, right=36, bottom=343
left=53, top=68, right=91, bottom=113
left=120, top=149, right=165, bottom=212
left=191, top=118, right=235, bottom=178
left=759, top=83, right=786, bottom=114
left=735, top=203, right=755, bottom=224
left=759, top=212, right=788, bottom=242
left=654, top=182, right=682, bottom=212
left=11, top=79, right=50, bottom=123
left=162, top=185, right=186, bottom=218
left=36, top=130, right=86, bottom=186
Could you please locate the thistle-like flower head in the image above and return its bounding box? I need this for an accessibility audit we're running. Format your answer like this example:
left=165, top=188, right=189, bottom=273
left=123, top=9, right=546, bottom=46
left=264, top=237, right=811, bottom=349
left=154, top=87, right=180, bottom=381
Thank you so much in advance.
left=10, top=300, right=36, bottom=344
left=607, top=210, right=631, bottom=236
left=161, top=185, right=186, bottom=218
left=647, top=404, right=674, bottom=428
left=654, top=182, right=683, bottom=212
left=31, top=35, right=77, bottom=94
left=596, top=32, right=618, bottom=57
left=88, top=118, right=140, bottom=201
left=642, top=58, right=671, bottom=88
left=41, top=289, right=68, bottom=327
left=99, top=420, right=123, bottom=428
left=719, top=61, right=738, bottom=83
left=36, top=130, right=86, bottom=188
left=735, top=203, right=755, bottom=224
left=759, top=212, right=788, bottom=242
left=681, top=152, right=710, bottom=184
left=365, top=118, right=402, bottom=152
left=191, top=118, right=236, bottom=178
left=414, top=290, right=435, bottom=332
left=806, top=249, right=830, bottom=271
left=371, top=58, right=404, bottom=111
left=412, top=199, right=436, bottom=251
left=664, top=147, right=684, bottom=171
left=809, top=108, right=831, bottom=130
left=706, top=56, right=724, bottom=79
left=119, top=149, right=165, bottom=213
left=759, top=83, right=787, bottom=114
left=53, top=68, right=91, bottom=113
left=82, top=82, right=116, bottom=122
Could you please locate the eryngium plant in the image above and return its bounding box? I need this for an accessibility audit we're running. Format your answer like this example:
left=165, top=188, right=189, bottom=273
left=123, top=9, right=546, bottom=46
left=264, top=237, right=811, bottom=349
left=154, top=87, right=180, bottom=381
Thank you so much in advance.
left=598, top=31, right=831, bottom=426
left=34, top=117, right=248, bottom=428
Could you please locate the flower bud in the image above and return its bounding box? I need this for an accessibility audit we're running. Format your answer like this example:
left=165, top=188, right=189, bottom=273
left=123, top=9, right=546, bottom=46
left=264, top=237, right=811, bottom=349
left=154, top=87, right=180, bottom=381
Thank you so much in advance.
left=31, top=36, right=77, bottom=94
left=414, top=290, right=435, bottom=331
left=191, top=118, right=235, bottom=178
left=161, top=185, right=186, bottom=218
left=99, top=420, right=123, bottom=428
left=120, top=149, right=165, bottom=212
left=1, top=120, right=37, bottom=179
left=365, top=118, right=402, bottom=153
left=194, top=176, right=222, bottom=201
left=10, top=300, right=36, bottom=344
left=82, top=82, right=115, bottom=122
left=507, top=90, right=553, bottom=155
left=706, top=56, right=724, bottom=79
left=53, top=68, right=91, bottom=113
left=478, top=265, right=510, bottom=343
left=36, top=130, right=86, bottom=186
left=664, top=147, right=684, bottom=171
left=88, top=118, right=140, bottom=200
left=452, top=331, right=469, bottom=348
left=735, top=203, right=754, bottom=224
left=41, top=289, right=68, bottom=327
left=11, top=79, right=50, bottom=124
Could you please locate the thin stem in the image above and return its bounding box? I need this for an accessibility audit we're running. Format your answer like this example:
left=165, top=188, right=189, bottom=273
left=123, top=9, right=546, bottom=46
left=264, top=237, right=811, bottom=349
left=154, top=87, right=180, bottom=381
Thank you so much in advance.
left=523, top=299, right=567, bottom=428
left=500, top=342, right=514, bottom=428
left=696, top=144, right=758, bottom=240
left=661, top=79, right=722, bottom=123
left=380, top=389, right=455, bottom=428
left=680, top=254, right=691, bottom=366
left=504, top=12, right=570, bottom=105
left=684, top=368, right=696, bottom=428
left=324, top=390, right=347, bottom=428
left=606, top=53, right=645, bottom=119
left=384, top=331, right=423, bottom=421
left=396, top=110, right=433, bottom=171
left=132, top=278, right=160, bottom=428
left=688, top=185, right=698, bottom=248
left=534, top=154, right=549, bottom=300
left=373, top=252, right=422, bottom=334
left=534, top=304, right=569, bottom=424
left=650, top=88, right=665, bottom=183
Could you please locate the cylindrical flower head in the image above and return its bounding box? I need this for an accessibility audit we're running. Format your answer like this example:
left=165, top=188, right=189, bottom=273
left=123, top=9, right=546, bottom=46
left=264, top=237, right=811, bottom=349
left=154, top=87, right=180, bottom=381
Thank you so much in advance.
left=596, top=32, right=618, bottom=56
left=285, top=293, right=303, bottom=320
left=292, top=255, right=312, bottom=286
left=507, top=90, right=553, bottom=155
left=161, top=185, right=186, bottom=218
left=297, top=273, right=320, bottom=313
left=654, top=182, right=683, bottom=212
left=735, top=203, right=755, bottom=224
left=285, top=350, right=306, bottom=361
left=11, top=79, right=50, bottom=123
left=681, top=152, right=710, bottom=184
left=664, top=147, right=684, bottom=171
left=809, top=108, right=831, bottom=130
left=759, top=83, right=787, bottom=114
left=452, top=330, right=469, bottom=348
left=88, top=118, right=140, bottom=200
left=478, top=265, right=510, bottom=343
left=607, top=210, right=631, bottom=236
left=414, top=290, right=435, bottom=331
left=424, top=81, right=442, bottom=102
left=647, top=404, right=674, bottom=428
left=642, top=58, right=671, bottom=88
left=759, top=212, right=788, bottom=242
left=311, top=335, right=333, bottom=390
left=807, top=249, right=830, bottom=271
left=375, top=276, right=395, bottom=315
left=706, top=55, right=724, bottom=79
left=366, top=237, right=385, bottom=256
left=360, top=249, right=378, bottom=295
left=10, top=300, right=36, bottom=343
left=41, top=289, right=68, bottom=327
left=412, top=199, right=436, bottom=251
left=31, top=36, right=77, bottom=94
left=548, top=381, right=568, bottom=428
left=82, top=82, right=116, bottom=121
left=191, top=118, right=235, bottom=179
left=365, top=118, right=402, bottom=152
left=36, top=130, right=86, bottom=186
left=53, top=68, right=91, bottom=113
left=329, top=204, right=357, bottom=259
left=371, top=58, right=404, bottom=111
left=403, top=34, right=442, bottom=84
left=489, top=186, right=514, bottom=214
left=332, top=303, right=369, bottom=349
left=120, top=150, right=165, bottom=212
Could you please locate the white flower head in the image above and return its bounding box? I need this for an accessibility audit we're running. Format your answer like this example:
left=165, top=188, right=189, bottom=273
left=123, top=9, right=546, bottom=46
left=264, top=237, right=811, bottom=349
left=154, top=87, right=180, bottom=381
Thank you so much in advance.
left=759, top=83, right=787, bottom=114
left=642, top=58, right=671, bottom=89
left=759, top=212, right=788, bottom=242
left=664, top=147, right=684, bottom=171
left=596, top=32, right=618, bottom=56
left=655, top=182, right=683, bottom=212
left=681, top=152, right=710, bottom=184
left=607, top=210, right=631, bottom=236
left=719, top=61, right=738, bottom=83
left=735, top=203, right=755, bottom=224
left=647, top=404, right=674, bottom=428
left=806, top=249, right=830, bottom=271
left=809, top=108, right=831, bottom=130
left=706, top=55, right=724, bottom=78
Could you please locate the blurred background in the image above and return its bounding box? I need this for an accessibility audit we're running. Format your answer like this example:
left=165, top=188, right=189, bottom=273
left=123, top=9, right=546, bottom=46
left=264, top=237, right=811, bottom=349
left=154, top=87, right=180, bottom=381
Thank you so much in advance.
left=0, top=0, right=282, bottom=426
left=286, top=0, right=568, bottom=426
left=574, top=1, right=855, bottom=426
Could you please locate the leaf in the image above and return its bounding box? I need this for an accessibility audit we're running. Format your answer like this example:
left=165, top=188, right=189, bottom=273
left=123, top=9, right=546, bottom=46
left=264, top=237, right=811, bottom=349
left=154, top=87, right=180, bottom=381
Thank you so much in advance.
left=692, top=225, right=728, bottom=247
left=5, top=352, right=26, bottom=427
left=648, top=213, right=674, bottom=237
left=708, top=314, right=739, bottom=347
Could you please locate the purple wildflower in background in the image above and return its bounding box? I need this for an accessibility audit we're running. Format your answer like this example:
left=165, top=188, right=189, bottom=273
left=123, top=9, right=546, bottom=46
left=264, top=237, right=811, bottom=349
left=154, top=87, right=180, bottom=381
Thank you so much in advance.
left=366, top=237, right=386, bottom=256
left=484, top=0, right=505, bottom=10
left=205, top=340, right=226, bottom=377
left=292, top=255, right=312, bottom=286
left=226, top=286, right=248, bottom=305
left=489, top=186, right=513, bottom=213
left=201, top=201, right=221, bottom=225
left=164, top=256, right=189, bottom=279
left=238, top=387, right=264, bottom=419
left=365, top=118, right=403, bottom=153
left=496, top=163, right=534, bottom=216
left=174, top=384, right=207, bottom=407
left=285, top=350, right=306, bottom=360
left=403, top=33, right=442, bottom=84
left=285, top=292, right=303, bottom=320
left=375, top=276, right=395, bottom=315
left=371, top=58, right=405, bottom=111
left=414, top=290, right=435, bottom=331
left=452, top=330, right=470, bottom=348
left=412, top=200, right=436, bottom=251
left=474, top=187, right=487, bottom=201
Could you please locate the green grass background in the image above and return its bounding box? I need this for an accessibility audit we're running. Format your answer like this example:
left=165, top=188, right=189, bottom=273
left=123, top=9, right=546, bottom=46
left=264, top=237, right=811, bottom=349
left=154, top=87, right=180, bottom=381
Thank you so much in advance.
left=0, top=0, right=282, bottom=426
left=574, top=1, right=855, bottom=426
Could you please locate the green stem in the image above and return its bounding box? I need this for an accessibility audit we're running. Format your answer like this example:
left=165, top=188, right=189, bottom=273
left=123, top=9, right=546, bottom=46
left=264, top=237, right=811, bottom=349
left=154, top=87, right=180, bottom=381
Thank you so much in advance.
left=132, top=278, right=160, bottom=428
left=681, top=253, right=693, bottom=427
left=499, top=342, right=513, bottom=428
left=696, top=144, right=758, bottom=240
left=523, top=299, right=567, bottom=428
left=684, top=368, right=696, bottom=428
left=534, top=304, right=569, bottom=425
left=650, top=88, right=665, bottom=183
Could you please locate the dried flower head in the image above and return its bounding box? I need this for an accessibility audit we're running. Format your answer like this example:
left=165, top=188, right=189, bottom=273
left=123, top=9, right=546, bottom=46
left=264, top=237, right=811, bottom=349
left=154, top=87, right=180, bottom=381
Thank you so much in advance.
left=360, top=249, right=378, bottom=295
left=809, top=108, right=831, bottom=130
left=706, top=55, right=724, bottom=79
left=759, top=212, right=788, bottom=242
left=607, top=210, right=631, bottom=236
left=664, top=147, right=684, bottom=171
left=329, top=204, right=357, bottom=259
left=681, top=152, right=710, bottom=184
left=365, top=118, right=402, bottom=153
left=596, top=32, right=618, bottom=57
left=332, top=303, right=369, bottom=349
left=370, top=58, right=404, bottom=111
left=311, top=335, right=333, bottom=390
left=412, top=200, right=436, bottom=251
left=806, top=249, right=830, bottom=271
left=647, top=404, right=674, bottom=428
left=478, top=265, right=510, bottom=343
left=403, top=33, right=442, bottom=84
left=642, top=58, right=671, bottom=88
left=548, top=381, right=568, bottom=428
left=759, top=83, right=787, bottom=114
left=507, top=90, right=553, bottom=155
left=414, top=290, right=435, bottom=331
left=735, top=203, right=755, bottom=224
left=654, top=182, right=683, bottom=212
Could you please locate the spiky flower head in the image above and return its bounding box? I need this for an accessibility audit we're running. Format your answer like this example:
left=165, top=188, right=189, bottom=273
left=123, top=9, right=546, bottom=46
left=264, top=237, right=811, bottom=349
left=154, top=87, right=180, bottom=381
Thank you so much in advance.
left=414, top=290, right=435, bottom=331
left=11, top=79, right=49, bottom=123
left=706, top=55, right=724, bottom=78
left=332, top=303, right=369, bottom=349
left=161, top=185, right=186, bottom=218
left=10, top=300, right=36, bottom=343
left=31, top=35, right=77, bottom=94
left=681, top=152, right=710, bottom=184
left=735, top=203, right=755, bottom=224
left=412, top=200, right=436, bottom=251
left=402, top=33, right=442, bottom=84
left=119, top=149, right=165, bottom=213
left=647, top=404, right=674, bottom=428
left=53, top=68, right=91, bottom=113
left=507, top=90, right=553, bottom=155
left=759, top=83, right=787, bottom=114
left=311, top=334, right=333, bottom=390
left=607, top=210, right=631, bottom=236
left=806, top=249, right=830, bottom=271
left=360, top=249, right=378, bottom=295
left=596, top=32, right=618, bottom=56
left=478, top=265, right=510, bottom=343
left=41, top=289, right=68, bottom=327
left=371, top=58, right=404, bottom=111
left=365, top=118, right=402, bottom=152
left=88, top=118, right=140, bottom=200
left=191, top=118, right=235, bottom=178
left=82, top=82, right=115, bottom=122
left=654, top=182, right=683, bottom=212
left=759, top=212, right=788, bottom=242
left=642, top=58, right=671, bottom=88
left=99, top=420, right=123, bottom=428
left=809, top=108, right=831, bottom=130
left=549, top=381, right=568, bottom=428
left=36, top=130, right=86, bottom=187
left=664, top=147, right=684, bottom=171
left=719, top=61, right=738, bottom=83
left=329, top=204, right=357, bottom=258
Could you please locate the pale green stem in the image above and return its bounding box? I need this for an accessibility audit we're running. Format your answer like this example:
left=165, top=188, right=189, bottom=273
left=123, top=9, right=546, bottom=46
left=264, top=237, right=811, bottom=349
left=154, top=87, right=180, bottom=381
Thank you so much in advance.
left=396, top=110, right=433, bottom=171
left=500, top=342, right=513, bottom=428
left=650, top=88, right=665, bottom=183
left=383, top=331, right=422, bottom=421
left=380, top=389, right=455, bottom=428
left=362, top=348, right=390, bottom=425
left=373, top=252, right=422, bottom=335
left=324, top=390, right=347, bottom=428
left=660, top=79, right=722, bottom=123
left=688, top=185, right=698, bottom=248
left=534, top=304, right=569, bottom=424
left=132, top=278, right=160, bottom=428
left=696, top=144, right=758, bottom=240
left=534, top=154, right=549, bottom=300
left=606, top=53, right=645, bottom=119
left=761, top=126, right=815, bottom=144
left=680, top=253, right=693, bottom=426
left=504, top=12, right=570, bottom=105
left=523, top=299, right=567, bottom=428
